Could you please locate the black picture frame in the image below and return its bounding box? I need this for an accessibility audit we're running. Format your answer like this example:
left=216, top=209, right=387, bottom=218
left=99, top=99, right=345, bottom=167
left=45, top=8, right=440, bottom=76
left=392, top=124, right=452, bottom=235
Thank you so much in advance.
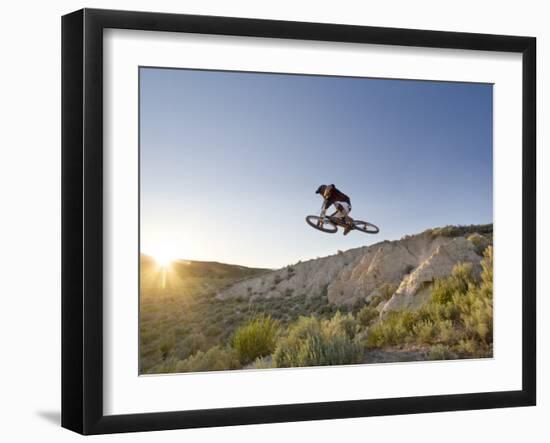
left=62, top=8, right=536, bottom=435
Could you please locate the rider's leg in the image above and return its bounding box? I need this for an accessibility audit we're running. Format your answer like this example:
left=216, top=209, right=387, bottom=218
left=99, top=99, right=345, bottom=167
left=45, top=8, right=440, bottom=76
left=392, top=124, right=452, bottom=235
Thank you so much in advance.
left=333, top=203, right=345, bottom=218
left=343, top=218, right=353, bottom=235
left=334, top=203, right=352, bottom=221
left=336, top=203, right=353, bottom=235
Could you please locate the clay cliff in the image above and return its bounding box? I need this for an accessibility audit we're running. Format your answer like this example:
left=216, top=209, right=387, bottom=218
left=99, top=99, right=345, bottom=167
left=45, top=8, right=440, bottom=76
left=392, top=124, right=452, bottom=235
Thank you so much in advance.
left=216, top=225, right=492, bottom=314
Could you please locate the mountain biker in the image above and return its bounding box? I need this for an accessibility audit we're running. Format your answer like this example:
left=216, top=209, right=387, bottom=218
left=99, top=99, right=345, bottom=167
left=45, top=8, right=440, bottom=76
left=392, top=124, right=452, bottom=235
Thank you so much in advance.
left=315, top=184, right=353, bottom=235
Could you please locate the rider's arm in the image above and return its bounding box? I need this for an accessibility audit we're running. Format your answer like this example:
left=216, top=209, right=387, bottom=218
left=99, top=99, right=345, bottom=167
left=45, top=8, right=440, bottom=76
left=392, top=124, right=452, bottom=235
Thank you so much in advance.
left=321, top=185, right=335, bottom=213
left=321, top=198, right=332, bottom=215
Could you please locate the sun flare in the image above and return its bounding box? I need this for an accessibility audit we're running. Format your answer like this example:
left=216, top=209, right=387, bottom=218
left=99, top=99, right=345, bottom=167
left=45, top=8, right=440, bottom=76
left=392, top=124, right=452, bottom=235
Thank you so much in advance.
left=149, top=247, right=178, bottom=269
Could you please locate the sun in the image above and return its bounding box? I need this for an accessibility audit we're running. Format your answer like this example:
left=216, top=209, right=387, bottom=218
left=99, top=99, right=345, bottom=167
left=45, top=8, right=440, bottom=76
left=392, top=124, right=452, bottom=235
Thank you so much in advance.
left=149, top=247, right=178, bottom=268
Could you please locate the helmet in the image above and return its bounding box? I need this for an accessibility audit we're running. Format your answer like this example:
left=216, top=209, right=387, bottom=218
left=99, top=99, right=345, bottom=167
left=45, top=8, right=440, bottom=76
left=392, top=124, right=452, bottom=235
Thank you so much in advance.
left=315, top=185, right=327, bottom=195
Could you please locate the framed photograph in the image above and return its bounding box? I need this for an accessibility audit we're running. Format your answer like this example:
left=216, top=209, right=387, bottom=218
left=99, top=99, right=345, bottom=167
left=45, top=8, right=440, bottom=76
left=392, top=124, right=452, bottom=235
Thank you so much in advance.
left=61, top=8, right=536, bottom=435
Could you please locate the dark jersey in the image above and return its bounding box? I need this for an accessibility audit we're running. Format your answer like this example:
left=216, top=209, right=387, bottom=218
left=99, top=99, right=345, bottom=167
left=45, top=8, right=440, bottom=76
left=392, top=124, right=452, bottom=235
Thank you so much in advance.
left=322, top=185, right=351, bottom=210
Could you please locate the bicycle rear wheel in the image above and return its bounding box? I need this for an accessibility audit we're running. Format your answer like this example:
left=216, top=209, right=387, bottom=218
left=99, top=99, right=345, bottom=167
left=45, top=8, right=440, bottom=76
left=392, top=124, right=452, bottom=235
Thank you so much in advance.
left=305, top=215, right=338, bottom=233
left=353, top=220, right=379, bottom=234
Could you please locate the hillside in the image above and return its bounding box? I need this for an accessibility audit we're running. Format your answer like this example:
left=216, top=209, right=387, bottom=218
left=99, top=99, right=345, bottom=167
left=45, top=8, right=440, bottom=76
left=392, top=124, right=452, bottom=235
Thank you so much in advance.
left=141, top=254, right=269, bottom=280
left=140, top=254, right=269, bottom=292
left=140, top=224, right=493, bottom=374
left=216, top=224, right=493, bottom=314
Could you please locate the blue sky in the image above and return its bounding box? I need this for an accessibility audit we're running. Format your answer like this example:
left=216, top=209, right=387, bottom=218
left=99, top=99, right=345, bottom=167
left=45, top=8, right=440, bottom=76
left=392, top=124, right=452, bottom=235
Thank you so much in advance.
left=140, top=67, right=493, bottom=269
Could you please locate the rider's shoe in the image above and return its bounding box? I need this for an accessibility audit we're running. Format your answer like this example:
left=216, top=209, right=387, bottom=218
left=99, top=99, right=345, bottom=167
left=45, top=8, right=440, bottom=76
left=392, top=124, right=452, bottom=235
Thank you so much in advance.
left=342, top=216, right=353, bottom=235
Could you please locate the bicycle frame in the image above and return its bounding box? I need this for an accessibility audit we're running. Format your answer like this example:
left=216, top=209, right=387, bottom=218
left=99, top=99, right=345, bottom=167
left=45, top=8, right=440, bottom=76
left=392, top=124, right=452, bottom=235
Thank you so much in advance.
left=319, top=201, right=352, bottom=227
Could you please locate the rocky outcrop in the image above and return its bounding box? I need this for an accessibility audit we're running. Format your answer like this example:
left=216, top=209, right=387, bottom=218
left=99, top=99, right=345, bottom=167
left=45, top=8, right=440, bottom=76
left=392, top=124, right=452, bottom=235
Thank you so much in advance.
left=216, top=225, right=492, bottom=314
left=379, top=237, right=484, bottom=314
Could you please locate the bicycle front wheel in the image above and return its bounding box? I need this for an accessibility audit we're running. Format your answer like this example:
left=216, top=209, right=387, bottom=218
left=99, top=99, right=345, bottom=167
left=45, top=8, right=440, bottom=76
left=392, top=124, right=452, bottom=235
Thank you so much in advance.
left=305, top=216, right=338, bottom=233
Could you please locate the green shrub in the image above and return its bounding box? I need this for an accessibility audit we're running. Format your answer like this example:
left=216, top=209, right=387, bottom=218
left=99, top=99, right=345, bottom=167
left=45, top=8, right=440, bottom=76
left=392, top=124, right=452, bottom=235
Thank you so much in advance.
left=224, top=314, right=239, bottom=327
left=273, top=315, right=362, bottom=368
left=364, top=248, right=493, bottom=358
left=149, top=357, right=179, bottom=374
left=438, top=319, right=458, bottom=343
left=368, top=284, right=396, bottom=308
left=427, top=224, right=493, bottom=239
left=366, top=310, right=416, bottom=348
left=467, top=233, right=490, bottom=256
left=326, top=312, right=358, bottom=339
left=232, top=315, right=279, bottom=364
left=379, top=283, right=398, bottom=301
left=428, top=344, right=453, bottom=361
left=336, top=304, right=350, bottom=314
left=357, top=305, right=379, bottom=328
left=317, top=305, right=334, bottom=316
left=368, top=295, right=383, bottom=307
left=176, top=346, right=241, bottom=373
left=452, top=247, right=493, bottom=347
left=413, top=320, right=437, bottom=343
left=174, top=325, right=190, bottom=338
left=454, top=338, right=491, bottom=357
left=481, top=245, right=493, bottom=284
left=159, top=336, right=175, bottom=359
left=181, top=332, right=207, bottom=356
left=205, top=325, right=223, bottom=337
left=250, top=356, right=273, bottom=369
left=351, top=298, right=367, bottom=313
left=431, top=262, right=474, bottom=305
left=140, top=327, right=161, bottom=345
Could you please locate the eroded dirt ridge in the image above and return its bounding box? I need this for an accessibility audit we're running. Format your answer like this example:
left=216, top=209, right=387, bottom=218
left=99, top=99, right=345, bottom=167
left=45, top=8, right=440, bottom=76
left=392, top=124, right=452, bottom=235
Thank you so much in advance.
left=216, top=225, right=492, bottom=315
